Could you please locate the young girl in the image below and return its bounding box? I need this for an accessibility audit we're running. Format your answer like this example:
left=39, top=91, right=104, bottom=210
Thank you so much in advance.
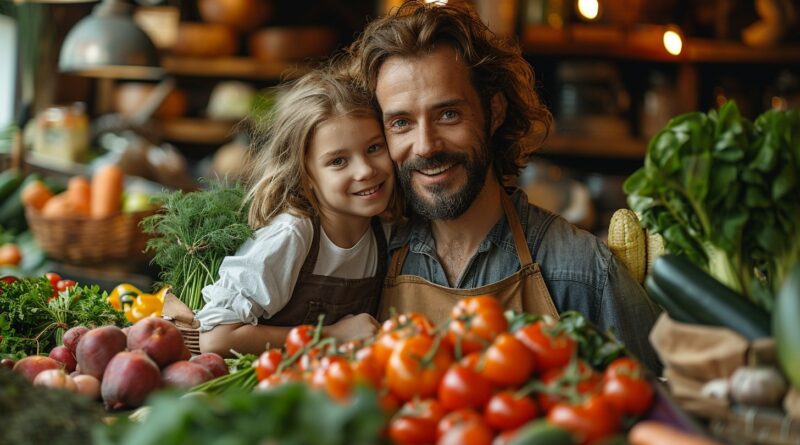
left=197, top=65, right=400, bottom=357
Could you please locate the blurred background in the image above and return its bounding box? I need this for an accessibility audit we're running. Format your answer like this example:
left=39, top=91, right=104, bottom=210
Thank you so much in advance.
left=1, top=0, right=799, bottom=243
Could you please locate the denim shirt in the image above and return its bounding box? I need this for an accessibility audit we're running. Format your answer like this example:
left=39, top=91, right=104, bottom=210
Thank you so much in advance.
left=388, top=188, right=663, bottom=373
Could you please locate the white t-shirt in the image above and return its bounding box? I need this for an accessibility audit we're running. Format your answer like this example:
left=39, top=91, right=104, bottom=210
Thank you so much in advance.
left=195, top=213, right=391, bottom=332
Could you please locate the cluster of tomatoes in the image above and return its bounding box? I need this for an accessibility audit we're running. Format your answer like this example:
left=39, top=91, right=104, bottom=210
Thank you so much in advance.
left=253, top=296, right=654, bottom=445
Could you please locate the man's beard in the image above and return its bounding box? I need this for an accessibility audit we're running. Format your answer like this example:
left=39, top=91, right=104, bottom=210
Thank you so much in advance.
left=397, top=142, right=491, bottom=220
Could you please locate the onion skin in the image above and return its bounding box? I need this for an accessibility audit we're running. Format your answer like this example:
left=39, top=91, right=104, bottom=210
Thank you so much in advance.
left=33, top=369, right=77, bottom=392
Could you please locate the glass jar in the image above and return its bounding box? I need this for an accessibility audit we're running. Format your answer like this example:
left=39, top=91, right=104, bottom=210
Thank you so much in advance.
left=33, top=102, right=89, bottom=164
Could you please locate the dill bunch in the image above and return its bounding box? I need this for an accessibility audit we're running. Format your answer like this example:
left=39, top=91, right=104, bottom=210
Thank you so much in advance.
left=141, top=182, right=254, bottom=310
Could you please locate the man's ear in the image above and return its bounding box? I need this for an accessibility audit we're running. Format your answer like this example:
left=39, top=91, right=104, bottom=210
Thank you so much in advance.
left=489, top=92, right=507, bottom=135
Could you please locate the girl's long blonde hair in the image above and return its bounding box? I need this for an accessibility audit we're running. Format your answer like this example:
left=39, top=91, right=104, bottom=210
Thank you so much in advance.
left=244, top=62, right=401, bottom=229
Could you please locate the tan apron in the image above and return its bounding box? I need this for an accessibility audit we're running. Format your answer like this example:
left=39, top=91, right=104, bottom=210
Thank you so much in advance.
left=379, top=191, right=559, bottom=325
left=263, top=216, right=387, bottom=327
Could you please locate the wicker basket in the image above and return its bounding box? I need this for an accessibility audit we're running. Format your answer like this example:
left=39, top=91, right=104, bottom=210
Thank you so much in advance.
left=25, top=207, right=156, bottom=264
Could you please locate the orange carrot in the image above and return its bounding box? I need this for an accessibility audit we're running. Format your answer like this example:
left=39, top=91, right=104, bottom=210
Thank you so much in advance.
left=67, top=176, right=91, bottom=216
left=42, top=192, right=81, bottom=218
left=629, top=421, right=723, bottom=445
left=20, top=180, right=53, bottom=210
left=90, top=164, right=124, bottom=219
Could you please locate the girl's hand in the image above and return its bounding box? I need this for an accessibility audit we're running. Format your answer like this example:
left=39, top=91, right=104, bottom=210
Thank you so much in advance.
left=324, top=313, right=380, bottom=343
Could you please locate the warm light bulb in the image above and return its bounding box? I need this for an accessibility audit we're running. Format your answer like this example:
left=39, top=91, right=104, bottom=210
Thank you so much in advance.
left=663, top=29, right=683, bottom=56
left=425, top=0, right=448, bottom=4
left=576, top=0, right=600, bottom=20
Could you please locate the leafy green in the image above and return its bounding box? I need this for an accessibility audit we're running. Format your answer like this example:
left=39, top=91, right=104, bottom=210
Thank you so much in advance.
left=141, top=182, right=254, bottom=310
left=625, top=101, right=800, bottom=311
left=0, top=276, right=126, bottom=357
left=94, top=383, right=388, bottom=445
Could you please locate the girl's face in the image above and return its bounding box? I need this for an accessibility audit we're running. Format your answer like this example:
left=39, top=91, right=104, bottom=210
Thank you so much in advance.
left=306, top=113, right=395, bottom=226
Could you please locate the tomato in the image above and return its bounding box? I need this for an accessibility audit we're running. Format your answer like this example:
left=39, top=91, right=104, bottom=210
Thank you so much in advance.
left=438, top=364, right=494, bottom=411
left=547, top=394, right=620, bottom=445
left=436, top=409, right=484, bottom=439
left=0, top=243, right=21, bottom=266
left=45, top=272, right=62, bottom=288
left=351, top=345, right=382, bottom=387
left=538, top=361, right=601, bottom=413
left=514, top=320, right=576, bottom=371
left=285, top=324, right=316, bottom=357
left=317, top=356, right=354, bottom=402
left=602, top=357, right=653, bottom=416
left=56, top=279, right=77, bottom=293
left=386, top=334, right=453, bottom=401
left=255, top=349, right=283, bottom=381
left=0, top=275, right=19, bottom=284
left=438, top=418, right=494, bottom=445
left=492, top=429, right=519, bottom=445
left=448, top=296, right=508, bottom=355
left=255, top=368, right=302, bottom=391
left=388, top=399, right=444, bottom=445
left=374, top=312, right=433, bottom=372
left=479, top=333, right=535, bottom=387
left=484, top=390, right=538, bottom=431
left=378, top=389, right=402, bottom=415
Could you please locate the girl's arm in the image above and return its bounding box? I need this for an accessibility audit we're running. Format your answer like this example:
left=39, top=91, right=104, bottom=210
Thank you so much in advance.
left=200, top=323, right=293, bottom=357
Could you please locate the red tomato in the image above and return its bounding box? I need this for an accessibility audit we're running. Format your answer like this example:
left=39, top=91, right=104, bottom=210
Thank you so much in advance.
left=378, top=389, right=402, bottom=416
left=547, top=394, right=620, bottom=445
left=389, top=399, right=445, bottom=445
left=602, top=357, right=653, bottom=416
left=480, top=333, right=535, bottom=387
left=491, top=429, right=519, bottom=445
left=438, top=364, right=494, bottom=411
left=285, top=324, right=315, bottom=357
left=317, top=356, right=355, bottom=402
left=352, top=345, right=382, bottom=388
left=255, top=349, right=283, bottom=381
left=386, top=334, right=453, bottom=401
left=45, top=272, right=62, bottom=288
left=448, top=296, right=508, bottom=355
left=436, top=409, right=484, bottom=439
left=538, top=361, right=601, bottom=413
left=514, top=320, right=576, bottom=371
left=56, top=279, right=77, bottom=293
left=374, top=312, right=434, bottom=372
left=0, top=275, right=19, bottom=284
left=438, top=418, right=494, bottom=445
left=484, top=390, right=539, bottom=431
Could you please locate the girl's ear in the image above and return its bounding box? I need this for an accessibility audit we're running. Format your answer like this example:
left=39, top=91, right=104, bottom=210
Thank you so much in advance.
left=490, top=92, right=507, bottom=135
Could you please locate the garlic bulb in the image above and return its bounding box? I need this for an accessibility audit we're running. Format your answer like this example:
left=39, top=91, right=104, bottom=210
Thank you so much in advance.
left=729, top=366, right=788, bottom=406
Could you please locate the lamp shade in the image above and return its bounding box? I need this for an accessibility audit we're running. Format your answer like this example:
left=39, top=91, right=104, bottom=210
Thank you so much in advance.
left=58, top=0, right=163, bottom=79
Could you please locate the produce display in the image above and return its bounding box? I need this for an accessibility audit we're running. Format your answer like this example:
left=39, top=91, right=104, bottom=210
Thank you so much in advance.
left=96, top=297, right=687, bottom=445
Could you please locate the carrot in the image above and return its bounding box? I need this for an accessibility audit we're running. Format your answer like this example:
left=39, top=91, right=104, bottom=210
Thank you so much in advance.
left=20, top=180, right=53, bottom=210
left=42, top=192, right=82, bottom=218
left=90, top=164, right=124, bottom=219
left=628, top=421, right=723, bottom=445
left=67, top=176, right=91, bottom=216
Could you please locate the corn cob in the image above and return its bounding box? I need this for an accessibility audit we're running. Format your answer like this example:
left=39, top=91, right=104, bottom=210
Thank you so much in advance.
left=608, top=208, right=646, bottom=284
left=646, top=232, right=665, bottom=279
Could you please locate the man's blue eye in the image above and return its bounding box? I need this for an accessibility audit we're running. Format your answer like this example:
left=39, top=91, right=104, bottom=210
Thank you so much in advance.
left=443, top=110, right=458, bottom=119
left=392, top=119, right=409, bottom=128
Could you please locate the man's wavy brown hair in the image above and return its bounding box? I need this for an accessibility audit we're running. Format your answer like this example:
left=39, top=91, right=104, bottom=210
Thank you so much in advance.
left=350, top=0, right=552, bottom=180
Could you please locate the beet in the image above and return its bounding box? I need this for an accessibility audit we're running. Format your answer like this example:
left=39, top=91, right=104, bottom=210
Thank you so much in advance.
left=101, top=350, right=161, bottom=410
left=161, top=361, right=214, bottom=388
left=49, top=345, right=78, bottom=373
left=62, top=326, right=89, bottom=355
left=126, top=317, right=185, bottom=368
left=189, top=352, right=228, bottom=378
left=76, top=326, right=127, bottom=380
left=12, top=356, right=63, bottom=382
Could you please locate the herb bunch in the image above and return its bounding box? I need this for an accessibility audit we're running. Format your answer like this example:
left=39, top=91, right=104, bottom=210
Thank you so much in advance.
left=0, top=277, right=126, bottom=357
left=141, top=182, right=254, bottom=310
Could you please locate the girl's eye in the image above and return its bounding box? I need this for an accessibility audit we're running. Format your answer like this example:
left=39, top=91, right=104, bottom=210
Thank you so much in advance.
left=367, top=143, right=384, bottom=154
left=330, top=157, right=345, bottom=167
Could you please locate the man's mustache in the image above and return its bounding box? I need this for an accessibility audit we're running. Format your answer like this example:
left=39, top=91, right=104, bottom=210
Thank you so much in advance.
left=398, top=152, right=469, bottom=173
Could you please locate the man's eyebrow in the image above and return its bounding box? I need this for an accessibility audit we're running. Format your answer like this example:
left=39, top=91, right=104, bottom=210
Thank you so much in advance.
left=381, top=98, right=467, bottom=122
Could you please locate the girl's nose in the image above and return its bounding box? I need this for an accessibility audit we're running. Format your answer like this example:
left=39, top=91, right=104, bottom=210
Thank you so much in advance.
left=353, top=157, right=377, bottom=180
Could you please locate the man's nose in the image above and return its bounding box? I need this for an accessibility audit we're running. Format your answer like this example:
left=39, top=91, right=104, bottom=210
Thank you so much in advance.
left=414, top=121, right=442, bottom=158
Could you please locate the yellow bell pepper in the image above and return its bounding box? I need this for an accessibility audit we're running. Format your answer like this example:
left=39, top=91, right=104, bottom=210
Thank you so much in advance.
left=107, top=283, right=142, bottom=310
left=123, top=287, right=168, bottom=324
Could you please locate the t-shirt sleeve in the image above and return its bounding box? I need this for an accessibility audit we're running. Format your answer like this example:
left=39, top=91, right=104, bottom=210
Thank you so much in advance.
left=195, top=216, right=313, bottom=332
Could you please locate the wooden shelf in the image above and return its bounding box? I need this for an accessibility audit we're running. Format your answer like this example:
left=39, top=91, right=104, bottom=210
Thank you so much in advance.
left=522, top=25, right=800, bottom=63
left=539, top=134, right=647, bottom=159
left=160, top=118, right=236, bottom=145
left=162, top=56, right=310, bottom=80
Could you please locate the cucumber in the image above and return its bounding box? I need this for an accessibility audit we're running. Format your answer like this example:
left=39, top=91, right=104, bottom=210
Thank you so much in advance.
left=644, top=275, right=704, bottom=325
left=652, top=254, right=771, bottom=340
left=508, top=420, right=576, bottom=445
left=774, top=264, right=800, bottom=389
left=0, top=168, right=23, bottom=204
left=0, top=173, right=41, bottom=231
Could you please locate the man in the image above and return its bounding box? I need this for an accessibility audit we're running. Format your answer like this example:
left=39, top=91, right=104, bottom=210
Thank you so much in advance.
left=351, top=1, right=661, bottom=372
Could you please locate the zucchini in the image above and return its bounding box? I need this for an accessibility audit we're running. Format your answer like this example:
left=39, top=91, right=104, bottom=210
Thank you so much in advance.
left=644, top=275, right=703, bottom=325
left=0, top=173, right=41, bottom=231
left=0, top=168, right=23, bottom=204
left=652, top=254, right=770, bottom=340
left=508, top=419, right=576, bottom=445
left=774, top=264, right=800, bottom=389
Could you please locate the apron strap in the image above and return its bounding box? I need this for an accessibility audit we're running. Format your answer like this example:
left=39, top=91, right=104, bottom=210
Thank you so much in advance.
left=371, top=217, right=389, bottom=275
left=387, top=243, right=410, bottom=279
left=500, top=191, right=534, bottom=267
left=299, top=215, right=322, bottom=275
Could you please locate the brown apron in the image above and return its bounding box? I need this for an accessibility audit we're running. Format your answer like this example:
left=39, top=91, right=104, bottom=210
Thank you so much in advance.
left=379, top=191, right=559, bottom=326
left=261, top=216, right=387, bottom=327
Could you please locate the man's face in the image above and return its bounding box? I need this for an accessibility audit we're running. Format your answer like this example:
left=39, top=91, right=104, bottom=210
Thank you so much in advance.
left=375, top=46, right=493, bottom=220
